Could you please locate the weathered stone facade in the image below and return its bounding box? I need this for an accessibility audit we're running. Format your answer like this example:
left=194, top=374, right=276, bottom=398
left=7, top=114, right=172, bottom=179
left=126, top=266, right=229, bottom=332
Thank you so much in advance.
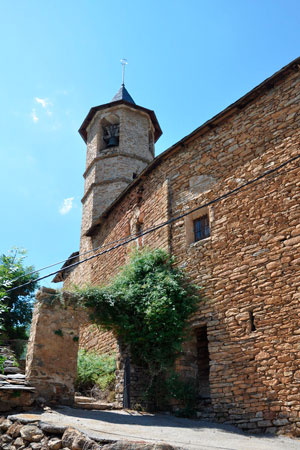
left=58, top=58, right=300, bottom=434
left=26, top=288, right=87, bottom=404
left=79, top=324, right=117, bottom=355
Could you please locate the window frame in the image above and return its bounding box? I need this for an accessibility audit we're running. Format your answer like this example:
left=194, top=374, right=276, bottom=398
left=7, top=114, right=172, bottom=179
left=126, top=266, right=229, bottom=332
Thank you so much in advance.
left=193, top=214, right=210, bottom=242
left=184, top=206, right=212, bottom=246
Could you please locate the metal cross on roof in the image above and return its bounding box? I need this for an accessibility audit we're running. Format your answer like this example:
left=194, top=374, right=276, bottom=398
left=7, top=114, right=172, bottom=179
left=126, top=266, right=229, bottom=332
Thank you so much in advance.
left=120, top=58, right=128, bottom=86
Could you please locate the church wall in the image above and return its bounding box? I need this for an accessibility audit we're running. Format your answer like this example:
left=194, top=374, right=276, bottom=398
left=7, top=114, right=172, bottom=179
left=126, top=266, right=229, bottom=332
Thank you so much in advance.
left=67, top=67, right=300, bottom=433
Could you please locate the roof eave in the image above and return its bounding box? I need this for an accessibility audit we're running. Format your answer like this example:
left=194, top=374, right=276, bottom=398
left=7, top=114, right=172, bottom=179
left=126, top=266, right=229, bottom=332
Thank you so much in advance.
left=84, top=56, right=300, bottom=236
left=78, top=100, right=162, bottom=144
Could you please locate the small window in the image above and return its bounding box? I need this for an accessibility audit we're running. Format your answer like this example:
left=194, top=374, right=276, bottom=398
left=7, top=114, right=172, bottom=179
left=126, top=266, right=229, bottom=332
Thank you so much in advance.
left=249, top=311, right=256, bottom=332
left=193, top=215, right=210, bottom=242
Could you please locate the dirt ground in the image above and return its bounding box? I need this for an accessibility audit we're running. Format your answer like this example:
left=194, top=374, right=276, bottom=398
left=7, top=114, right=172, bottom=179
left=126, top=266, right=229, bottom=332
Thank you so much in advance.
left=9, top=407, right=300, bottom=450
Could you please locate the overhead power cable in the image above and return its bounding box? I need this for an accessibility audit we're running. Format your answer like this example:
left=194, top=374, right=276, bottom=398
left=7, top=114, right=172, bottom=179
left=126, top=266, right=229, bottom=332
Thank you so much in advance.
left=6, top=153, right=300, bottom=294
left=8, top=150, right=300, bottom=286
left=8, top=232, right=150, bottom=285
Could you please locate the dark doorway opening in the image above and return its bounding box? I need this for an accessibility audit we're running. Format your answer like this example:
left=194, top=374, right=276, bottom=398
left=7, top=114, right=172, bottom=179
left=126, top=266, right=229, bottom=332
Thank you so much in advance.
left=196, top=326, right=211, bottom=409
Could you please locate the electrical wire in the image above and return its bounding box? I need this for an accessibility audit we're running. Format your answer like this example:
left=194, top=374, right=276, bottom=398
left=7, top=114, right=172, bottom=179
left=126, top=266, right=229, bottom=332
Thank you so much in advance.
left=8, top=151, right=300, bottom=286
left=5, top=153, right=300, bottom=293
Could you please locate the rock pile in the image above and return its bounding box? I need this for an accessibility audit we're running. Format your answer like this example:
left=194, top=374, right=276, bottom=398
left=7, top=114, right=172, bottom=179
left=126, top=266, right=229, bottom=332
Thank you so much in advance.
left=0, top=416, right=180, bottom=449
left=0, top=345, right=21, bottom=375
left=0, top=345, right=36, bottom=412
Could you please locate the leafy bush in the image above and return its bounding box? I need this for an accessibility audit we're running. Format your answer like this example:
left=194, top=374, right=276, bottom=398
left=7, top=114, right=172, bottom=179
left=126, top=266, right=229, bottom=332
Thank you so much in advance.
left=75, top=350, right=116, bottom=393
left=166, top=372, right=198, bottom=417
left=0, top=248, right=39, bottom=338
left=74, top=248, right=201, bottom=409
left=0, top=354, right=6, bottom=374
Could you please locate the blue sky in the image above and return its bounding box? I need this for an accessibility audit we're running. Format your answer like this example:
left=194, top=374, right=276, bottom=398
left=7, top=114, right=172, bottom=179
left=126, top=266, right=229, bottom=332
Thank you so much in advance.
left=0, top=0, right=299, bottom=288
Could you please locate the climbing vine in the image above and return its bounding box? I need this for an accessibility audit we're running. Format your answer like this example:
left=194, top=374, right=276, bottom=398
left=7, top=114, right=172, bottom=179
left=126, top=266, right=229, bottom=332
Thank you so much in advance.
left=74, top=248, right=201, bottom=408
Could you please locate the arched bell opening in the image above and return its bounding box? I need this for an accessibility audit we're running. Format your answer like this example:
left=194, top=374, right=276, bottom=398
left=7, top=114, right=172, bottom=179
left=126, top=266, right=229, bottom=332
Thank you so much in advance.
left=100, top=114, right=120, bottom=151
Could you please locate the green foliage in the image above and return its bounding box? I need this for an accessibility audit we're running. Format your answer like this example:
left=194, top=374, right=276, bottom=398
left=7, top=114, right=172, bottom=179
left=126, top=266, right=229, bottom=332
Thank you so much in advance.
left=74, top=248, right=201, bottom=409
left=75, top=349, right=116, bottom=392
left=11, top=390, right=21, bottom=398
left=54, top=329, right=63, bottom=337
left=0, top=248, right=39, bottom=339
left=165, top=372, right=198, bottom=417
left=0, top=354, right=6, bottom=374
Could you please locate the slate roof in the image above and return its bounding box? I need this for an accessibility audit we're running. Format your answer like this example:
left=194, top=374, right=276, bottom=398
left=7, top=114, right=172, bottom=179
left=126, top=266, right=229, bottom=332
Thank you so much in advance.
left=111, top=84, right=135, bottom=104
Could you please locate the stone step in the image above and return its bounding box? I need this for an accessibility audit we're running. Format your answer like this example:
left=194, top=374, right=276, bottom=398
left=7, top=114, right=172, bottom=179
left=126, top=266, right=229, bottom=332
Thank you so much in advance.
left=0, top=385, right=36, bottom=391
left=74, top=396, right=95, bottom=403
left=6, top=374, right=26, bottom=380
left=4, top=366, right=21, bottom=374
left=74, top=400, right=114, bottom=410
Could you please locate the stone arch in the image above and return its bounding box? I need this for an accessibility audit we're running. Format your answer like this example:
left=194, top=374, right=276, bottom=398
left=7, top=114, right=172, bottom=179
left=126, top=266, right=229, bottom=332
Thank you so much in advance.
left=26, top=288, right=124, bottom=407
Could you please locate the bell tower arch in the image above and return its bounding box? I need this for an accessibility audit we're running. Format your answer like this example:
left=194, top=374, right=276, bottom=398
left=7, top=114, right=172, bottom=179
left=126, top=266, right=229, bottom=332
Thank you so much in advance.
left=78, top=85, right=162, bottom=238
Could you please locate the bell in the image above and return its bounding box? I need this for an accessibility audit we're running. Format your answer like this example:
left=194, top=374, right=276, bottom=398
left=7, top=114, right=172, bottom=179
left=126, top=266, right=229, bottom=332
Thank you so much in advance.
left=106, top=136, right=119, bottom=147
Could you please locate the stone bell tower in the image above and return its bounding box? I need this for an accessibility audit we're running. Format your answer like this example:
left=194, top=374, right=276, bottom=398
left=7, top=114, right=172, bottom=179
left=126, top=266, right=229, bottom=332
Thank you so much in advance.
left=78, top=84, right=162, bottom=238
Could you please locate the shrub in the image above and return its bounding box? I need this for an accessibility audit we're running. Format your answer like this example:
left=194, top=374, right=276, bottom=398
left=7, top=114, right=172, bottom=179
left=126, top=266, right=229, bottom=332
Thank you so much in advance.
left=74, top=248, right=201, bottom=410
left=0, top=354, right=6, bottom=374
left=0, top=248, right=39, bottom=338
left=75, top=350, right=116, bottom=394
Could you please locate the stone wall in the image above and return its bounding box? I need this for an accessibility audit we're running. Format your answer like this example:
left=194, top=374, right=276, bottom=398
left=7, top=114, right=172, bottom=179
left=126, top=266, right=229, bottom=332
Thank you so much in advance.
left=26, top=288, right=87, bottom=405
left=0, top=344, right=35, bottom=412
left=65, top=63, right=300, bottom=434
left=79, top=324, right=117, bottom=355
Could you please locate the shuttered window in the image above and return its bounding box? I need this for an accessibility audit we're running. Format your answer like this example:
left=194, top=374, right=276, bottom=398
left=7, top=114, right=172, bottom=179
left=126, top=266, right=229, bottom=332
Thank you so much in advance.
left=193, top=215, right=210, bottom=242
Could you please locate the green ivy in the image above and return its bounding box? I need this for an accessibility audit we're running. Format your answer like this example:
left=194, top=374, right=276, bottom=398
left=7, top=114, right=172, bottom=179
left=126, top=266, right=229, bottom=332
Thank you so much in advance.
left=74, top=248, right=201, bottom=409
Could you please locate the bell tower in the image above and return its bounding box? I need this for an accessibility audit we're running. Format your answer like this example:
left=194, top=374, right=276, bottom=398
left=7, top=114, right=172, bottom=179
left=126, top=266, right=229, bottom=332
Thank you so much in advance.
left=78, top=84, right=162, bottom=238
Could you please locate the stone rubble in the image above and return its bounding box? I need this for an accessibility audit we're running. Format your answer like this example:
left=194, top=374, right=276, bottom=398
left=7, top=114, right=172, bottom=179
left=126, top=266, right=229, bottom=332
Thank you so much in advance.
left=0, top=416, right=183, bottom=450
left=0, top=345, right=36, bottom=412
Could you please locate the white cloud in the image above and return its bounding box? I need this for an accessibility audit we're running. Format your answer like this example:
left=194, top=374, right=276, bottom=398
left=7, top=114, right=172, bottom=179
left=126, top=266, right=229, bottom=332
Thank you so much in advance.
left=31, top=109, right=39, bottom=123
left=32, top=97, right=54, bottom=124
left=59, top=197, right=74, bottom=215
left=35, top=97, right=50, bottom=108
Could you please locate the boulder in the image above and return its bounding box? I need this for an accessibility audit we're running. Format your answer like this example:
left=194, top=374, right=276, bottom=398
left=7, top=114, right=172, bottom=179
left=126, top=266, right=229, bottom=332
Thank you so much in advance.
left=20, top=425, right=44, bottom=442
left=48, top=437, right=63, bottom=450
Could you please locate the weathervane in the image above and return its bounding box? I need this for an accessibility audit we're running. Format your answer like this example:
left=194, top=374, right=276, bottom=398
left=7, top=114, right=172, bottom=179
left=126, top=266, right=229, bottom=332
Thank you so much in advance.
left=120, top=58, right=128, bottom=86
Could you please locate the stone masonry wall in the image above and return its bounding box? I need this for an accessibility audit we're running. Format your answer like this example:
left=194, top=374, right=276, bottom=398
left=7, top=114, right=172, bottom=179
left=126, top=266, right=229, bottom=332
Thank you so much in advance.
left=26, top=288, right=87, bottom=405
left=79, top=324, right=117, bottom=355
left=66, top=65, right=300, bottom=434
